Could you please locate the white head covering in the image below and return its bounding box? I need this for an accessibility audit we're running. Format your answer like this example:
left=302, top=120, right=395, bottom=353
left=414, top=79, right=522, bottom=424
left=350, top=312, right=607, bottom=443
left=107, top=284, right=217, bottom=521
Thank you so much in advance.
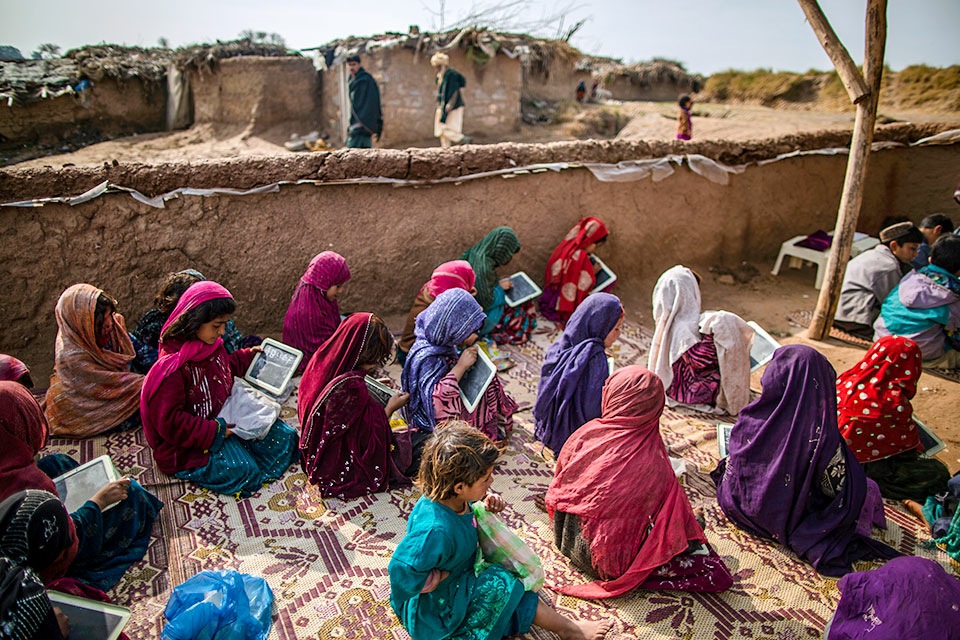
left=698, top=310, right=753, bottom=415
left=648, top=265, right=702, bottom=391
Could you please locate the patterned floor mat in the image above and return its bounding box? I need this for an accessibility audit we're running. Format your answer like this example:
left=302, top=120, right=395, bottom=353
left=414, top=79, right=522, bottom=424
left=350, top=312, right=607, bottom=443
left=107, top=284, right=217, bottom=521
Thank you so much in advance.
left=44, top=318, right=959, bottom=640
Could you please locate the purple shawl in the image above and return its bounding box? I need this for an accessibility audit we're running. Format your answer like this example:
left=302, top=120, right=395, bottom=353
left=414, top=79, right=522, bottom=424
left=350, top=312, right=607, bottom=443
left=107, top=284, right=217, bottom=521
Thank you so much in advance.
left=534, top=293, right=622, bottom=452
left=282, top=252, right=350, bottom=371
left=828, top=557, right=960, bottom=639
left=715, top=345, right=898, bottom=576
left=401, top=288, right=485, bottom=431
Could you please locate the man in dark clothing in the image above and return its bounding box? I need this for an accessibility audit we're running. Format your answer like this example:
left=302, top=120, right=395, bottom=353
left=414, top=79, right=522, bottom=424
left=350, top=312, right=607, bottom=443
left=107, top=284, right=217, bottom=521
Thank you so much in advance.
left=345, top=55, right=382, bottom=149
left=430, top=52, right=470, bottom=147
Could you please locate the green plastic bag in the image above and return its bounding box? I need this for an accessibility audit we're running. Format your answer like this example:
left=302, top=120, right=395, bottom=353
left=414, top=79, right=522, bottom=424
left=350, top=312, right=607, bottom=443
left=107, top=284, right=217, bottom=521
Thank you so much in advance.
left=472, top=503, right=544, bottom=591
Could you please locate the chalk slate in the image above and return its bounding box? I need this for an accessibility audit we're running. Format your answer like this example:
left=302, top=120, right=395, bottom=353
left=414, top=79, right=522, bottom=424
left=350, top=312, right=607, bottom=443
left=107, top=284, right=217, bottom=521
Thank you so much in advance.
left=503, top=272, right=542, bottom=307
left=589, top=255, right=617, bottom=293
left=48, top=592, right=130, bottom=640
left=245, top=338, right=303, bottom=396
left=746, top=321, right=780, bottom=371
left=54, top=456, right=119, bottom=514
left=365, top=376, right=397, bottom=407
left=458, top=348, right=497, bottom=414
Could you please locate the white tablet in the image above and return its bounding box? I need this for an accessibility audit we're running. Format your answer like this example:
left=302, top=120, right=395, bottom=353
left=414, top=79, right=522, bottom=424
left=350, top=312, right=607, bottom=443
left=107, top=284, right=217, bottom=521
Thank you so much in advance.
left=589, top=255, right=617, bottom=294
left=458, top=347, right=497, bottom=414
left=717, top=423, right=734, bottom=458
left=53, top=455, right=121, bottom=514
left=365, top=376, right=398, bottom=407
left=746, top=321, right=780, bottom=372
left=47, top=591, right=130, bottom=640
left=244, top=338, right=303, bottom=397
left=914, top=416, right=946, bottom=458
left=503, top=271, right=543, bottom=307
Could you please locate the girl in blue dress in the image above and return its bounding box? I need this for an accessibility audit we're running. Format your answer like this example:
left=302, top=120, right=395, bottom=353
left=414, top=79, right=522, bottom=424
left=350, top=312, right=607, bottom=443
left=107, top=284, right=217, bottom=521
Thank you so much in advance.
left=388, top=422, right=611, bottom=640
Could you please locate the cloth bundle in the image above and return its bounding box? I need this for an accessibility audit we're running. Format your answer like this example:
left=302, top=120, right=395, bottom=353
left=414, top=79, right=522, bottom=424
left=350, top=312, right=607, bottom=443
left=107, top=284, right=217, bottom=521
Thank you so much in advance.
left=216, top=378, right=281, bottom=440
left=472, top=502, right=544, bottom=592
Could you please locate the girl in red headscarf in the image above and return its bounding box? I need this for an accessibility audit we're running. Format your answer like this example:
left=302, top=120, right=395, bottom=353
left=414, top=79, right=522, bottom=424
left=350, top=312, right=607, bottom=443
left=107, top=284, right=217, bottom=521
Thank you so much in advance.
left=539, top=217, right=610, bottom=325
left=546, top=366, right=732, bottom=598
left=298, top=314, right=413, bottom=498
left=397, top=261, right=477, bottom=365
left=837, top=335, right=950, bottom=500
left=283, top=251, right=351, bottom=372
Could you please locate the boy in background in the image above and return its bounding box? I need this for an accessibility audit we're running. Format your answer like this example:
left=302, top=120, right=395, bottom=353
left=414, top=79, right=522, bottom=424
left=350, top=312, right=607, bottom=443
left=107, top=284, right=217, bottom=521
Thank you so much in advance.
left=911, top=213, right=954, bottom=270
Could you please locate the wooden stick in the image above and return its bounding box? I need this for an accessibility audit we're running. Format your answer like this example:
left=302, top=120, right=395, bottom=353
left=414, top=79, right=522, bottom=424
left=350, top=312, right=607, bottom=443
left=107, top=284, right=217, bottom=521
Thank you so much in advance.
left=807, top=0, right=887, bottom=340
left=796, top=0, right=871, bottom=104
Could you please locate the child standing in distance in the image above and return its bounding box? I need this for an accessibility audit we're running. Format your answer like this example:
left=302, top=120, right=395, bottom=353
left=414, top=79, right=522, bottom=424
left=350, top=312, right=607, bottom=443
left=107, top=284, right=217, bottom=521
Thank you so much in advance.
left=388, top=423, right=611, bottom=640
left=677, top=95, right=693, bottom=140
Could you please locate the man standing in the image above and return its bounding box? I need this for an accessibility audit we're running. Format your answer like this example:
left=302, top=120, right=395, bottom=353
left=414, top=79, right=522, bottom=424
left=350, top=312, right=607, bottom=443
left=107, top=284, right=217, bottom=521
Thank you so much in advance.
left=345, top=54, right=382, bottom=149
left=430, top=52, right=471, bottom=147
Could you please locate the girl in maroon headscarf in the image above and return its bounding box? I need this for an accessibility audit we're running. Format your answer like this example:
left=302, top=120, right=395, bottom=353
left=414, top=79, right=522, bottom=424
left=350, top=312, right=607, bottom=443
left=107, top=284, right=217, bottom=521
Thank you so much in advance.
left=297, top=314, right=412, bottom=498
left=283, top=252, right=351, bottom=371
left=546, top=366, right=732, bottom=598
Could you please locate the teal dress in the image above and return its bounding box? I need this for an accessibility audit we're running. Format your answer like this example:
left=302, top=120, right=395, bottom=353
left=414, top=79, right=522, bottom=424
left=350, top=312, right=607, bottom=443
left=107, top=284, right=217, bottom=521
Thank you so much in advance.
left=389, top=496, right=538, bottom=640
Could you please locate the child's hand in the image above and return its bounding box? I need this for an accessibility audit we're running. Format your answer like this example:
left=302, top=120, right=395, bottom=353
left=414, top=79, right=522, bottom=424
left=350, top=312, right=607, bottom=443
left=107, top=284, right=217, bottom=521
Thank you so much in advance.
left=452, top=346, right=478, bottom=380
left=420, top=568, right=450, bottom=593
left=484, top=493, right=506, bottom=513
left=250, top=346, right=264, bottom=354
left=499, top=278, right=513, bottom=291
left=385, top=392, right=410, bottom=416
left=91, top=478, right=131, bottom=510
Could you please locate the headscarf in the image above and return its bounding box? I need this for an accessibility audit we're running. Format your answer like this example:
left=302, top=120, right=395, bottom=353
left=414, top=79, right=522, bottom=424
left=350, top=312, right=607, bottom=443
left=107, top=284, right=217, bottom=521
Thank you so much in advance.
left=401, top=289, right=485, bottom=431
left=297, top=314, right=402, bottom=498
left=648, top=267, right=753, bottom=414
left=425, top=260, right=476, bottom=297
left=534, top=293, right=622, bottom=453
left=0, top=557, right=52, bottom=640
left=283, top=251, right=351, bottom=371
left=828, top=557, right=960, bottom=639
left=0, top=355, right=30, bottom=386
left=140, top=281, right=234, bottom=426
left=44, top=284, right=144, bottom=437
left=837, top=336, right=923, bottom=464
left=545, top=366, right=706, bottom=598
left=544, top=217, right=609, bottom=319
left=715, top=345, right=898, bottom=576
left=461, top=227, right=521, bottom=309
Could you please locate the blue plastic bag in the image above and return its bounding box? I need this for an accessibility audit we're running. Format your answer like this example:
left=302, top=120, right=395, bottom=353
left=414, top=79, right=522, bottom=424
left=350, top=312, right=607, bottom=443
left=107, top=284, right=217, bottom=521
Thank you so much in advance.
left=161, top=570, right=273, bottom=640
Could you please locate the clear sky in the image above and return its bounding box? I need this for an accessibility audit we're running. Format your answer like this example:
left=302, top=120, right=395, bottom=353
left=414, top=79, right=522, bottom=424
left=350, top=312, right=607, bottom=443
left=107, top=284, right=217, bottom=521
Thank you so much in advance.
left=2, top=0, right=958, bottom=75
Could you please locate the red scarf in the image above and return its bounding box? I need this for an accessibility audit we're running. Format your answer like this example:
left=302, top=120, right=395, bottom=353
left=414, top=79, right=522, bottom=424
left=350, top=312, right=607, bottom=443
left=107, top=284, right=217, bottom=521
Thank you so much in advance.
left=837, top=335, right=922, bottom=463
left=544, top=217, right=609, bottom=319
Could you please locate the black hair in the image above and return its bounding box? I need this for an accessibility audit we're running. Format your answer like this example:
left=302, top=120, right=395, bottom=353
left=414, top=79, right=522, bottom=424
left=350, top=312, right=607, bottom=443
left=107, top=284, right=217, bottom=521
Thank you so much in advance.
left=678, top=95, right=691, bottom=108
left=357, top=315, right=395, bottom=369
left=94, top=292, right=117, bottom=337
left=594, top=235, right=608, bottom=246
left=346, top=54, right=361, bottom=64
left=153, top=272, right=203, bottom=315
left=920, top=213, right=955, bottom=234
left=930, top=235, right=960, bottom=274
left=885, top=226, right=924, bottom=248
left=161, top=297, right=236, bottom=341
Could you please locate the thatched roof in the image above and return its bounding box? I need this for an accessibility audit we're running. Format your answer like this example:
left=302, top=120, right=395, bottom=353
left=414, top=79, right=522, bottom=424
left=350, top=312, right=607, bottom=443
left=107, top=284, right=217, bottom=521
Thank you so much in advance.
left=595, top=59, right=703, bottom=92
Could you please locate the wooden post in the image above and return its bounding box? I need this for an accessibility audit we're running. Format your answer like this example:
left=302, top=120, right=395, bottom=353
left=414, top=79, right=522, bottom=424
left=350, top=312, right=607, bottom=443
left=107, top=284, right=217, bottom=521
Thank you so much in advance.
left=798, top=0, right=887, bottom=340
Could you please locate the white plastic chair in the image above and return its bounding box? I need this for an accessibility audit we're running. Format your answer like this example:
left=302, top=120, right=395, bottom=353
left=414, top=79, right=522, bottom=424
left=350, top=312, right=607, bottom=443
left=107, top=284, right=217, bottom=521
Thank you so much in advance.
left=771, top=232, right=879, bottom=289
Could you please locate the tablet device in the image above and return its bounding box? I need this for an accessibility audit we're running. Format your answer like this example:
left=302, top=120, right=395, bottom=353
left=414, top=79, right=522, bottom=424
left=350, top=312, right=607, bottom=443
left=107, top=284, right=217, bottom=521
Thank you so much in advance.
left=914, top=416, right=946, bottom=458
left=717, top=423, right=734, bottom=458
left=589, top=255, right=617, bottom=294
left=458, top=347, right=497, bottom=414
left=53, top=455, right=121, bottom=514
left=244, top=338, right=303, bottom=397
left=503, top=272, right=542, bottom=307
left=47, top=591, right=130, bottom=640
left=746, top=321, right=780, bottom=372
left=365, top=376, right=398, bottom=407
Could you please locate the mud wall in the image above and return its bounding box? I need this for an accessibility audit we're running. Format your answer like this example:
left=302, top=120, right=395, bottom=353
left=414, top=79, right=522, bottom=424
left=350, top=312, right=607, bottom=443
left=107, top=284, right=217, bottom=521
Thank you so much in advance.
left=189, top=56, right=322, bottom=132
left=0, top=78, right=165, bottom=146
left=601, top=75, right=691, bottom=102
left=321, top=48, right=522, bottom=147
left=523, top=64, right=592, bottom=102
left=1, top=137, right=957, bottom=378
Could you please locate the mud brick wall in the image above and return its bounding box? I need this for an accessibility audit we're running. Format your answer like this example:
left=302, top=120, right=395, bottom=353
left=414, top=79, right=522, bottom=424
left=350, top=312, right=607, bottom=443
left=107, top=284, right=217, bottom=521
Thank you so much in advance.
left=522, top=64, right=592, bottom=102
left=1, top=127, right=957, bottom=378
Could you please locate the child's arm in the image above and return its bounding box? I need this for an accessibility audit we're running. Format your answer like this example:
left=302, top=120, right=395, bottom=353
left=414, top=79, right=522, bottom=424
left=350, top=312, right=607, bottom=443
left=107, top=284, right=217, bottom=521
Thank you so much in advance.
left=483, top=493, right=506, bottom=513
left=419, top=569, right=450, bottom=593
left=227, top=348, right=258, bottom=378
left=388, top=528, right=452, bottom=601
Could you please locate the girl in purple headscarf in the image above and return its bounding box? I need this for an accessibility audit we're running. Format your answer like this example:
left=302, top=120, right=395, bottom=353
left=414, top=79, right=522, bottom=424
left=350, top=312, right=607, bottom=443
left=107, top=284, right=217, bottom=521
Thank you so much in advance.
left=534, top=293, right=623, bottom=453
left=713, top=345, right=898, bottom=576
left=282, top=251, right=351, bottom=371
left=401, top=289, right=517, bottom=442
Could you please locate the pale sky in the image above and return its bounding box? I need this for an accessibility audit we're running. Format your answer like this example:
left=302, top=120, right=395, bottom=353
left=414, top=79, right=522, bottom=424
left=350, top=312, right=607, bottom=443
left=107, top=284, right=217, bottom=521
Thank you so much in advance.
left=2, top=0, right=958, bottom=75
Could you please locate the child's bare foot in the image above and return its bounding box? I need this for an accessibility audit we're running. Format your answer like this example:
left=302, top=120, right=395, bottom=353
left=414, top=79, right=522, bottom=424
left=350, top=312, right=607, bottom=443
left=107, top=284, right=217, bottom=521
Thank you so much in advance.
left=901, top=499, right=932, bottom=534
left=559, top=619, right=613, bottom=640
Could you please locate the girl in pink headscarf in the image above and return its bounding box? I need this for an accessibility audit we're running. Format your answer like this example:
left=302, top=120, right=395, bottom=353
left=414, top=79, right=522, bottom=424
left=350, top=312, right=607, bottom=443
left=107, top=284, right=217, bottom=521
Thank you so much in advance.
left=140, top=282, right=298, bottom=497
left=282, top=252, right=351, bottom=372
left=397, top=260, right=477, bottom=365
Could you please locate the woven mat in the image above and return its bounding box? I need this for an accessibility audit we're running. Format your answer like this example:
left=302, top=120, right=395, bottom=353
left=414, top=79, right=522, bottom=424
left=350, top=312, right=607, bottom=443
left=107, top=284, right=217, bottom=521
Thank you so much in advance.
left=45, top=319, right=959, bottom=640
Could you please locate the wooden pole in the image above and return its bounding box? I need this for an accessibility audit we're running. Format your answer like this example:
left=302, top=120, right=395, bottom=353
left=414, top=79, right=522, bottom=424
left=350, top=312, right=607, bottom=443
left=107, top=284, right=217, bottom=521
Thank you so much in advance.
left=796, top=0, right=871, bottom=104
left=802, top=0, right=887, bottom=340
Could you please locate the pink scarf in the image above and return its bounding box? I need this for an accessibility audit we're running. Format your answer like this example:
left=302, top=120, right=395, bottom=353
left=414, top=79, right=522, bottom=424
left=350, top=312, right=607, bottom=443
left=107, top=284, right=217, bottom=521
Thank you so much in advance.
left=0, top=355, right=30, bottom=384
left=425, top=260, right=476, bottom=297
left=546, top=366, right=705, bottom=598
left=139, top=281, right=233, bottom=418
left=283, top=252, right=351, bottom=370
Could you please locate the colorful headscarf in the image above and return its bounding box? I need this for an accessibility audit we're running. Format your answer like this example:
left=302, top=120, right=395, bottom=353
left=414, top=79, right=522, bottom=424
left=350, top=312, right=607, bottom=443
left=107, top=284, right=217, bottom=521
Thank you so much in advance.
left=715, top=345, right=898, bottom=576
left=44, top=284, right=144, bottom=437
left=0, top=355, right=31, bottom=387
left=425, top=260, right=477, bottom=298
left=140, top=281, right=234, bottom=424
left=461, top=227, right=520, bottom=309
left=534, top=293, right=622, bottom=453
left=0, top=556, right=51, bottom=640
left=545, top=366, right=706, bottom=598
left=283, top=251, right=351, bottom=371
left=544, top=217, right=609, bottom=320
left=837, top=336, right=923, bottom=464
left=401, top=289, right=486, bottom=431
left=828, top=557, right=960, bottom=639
